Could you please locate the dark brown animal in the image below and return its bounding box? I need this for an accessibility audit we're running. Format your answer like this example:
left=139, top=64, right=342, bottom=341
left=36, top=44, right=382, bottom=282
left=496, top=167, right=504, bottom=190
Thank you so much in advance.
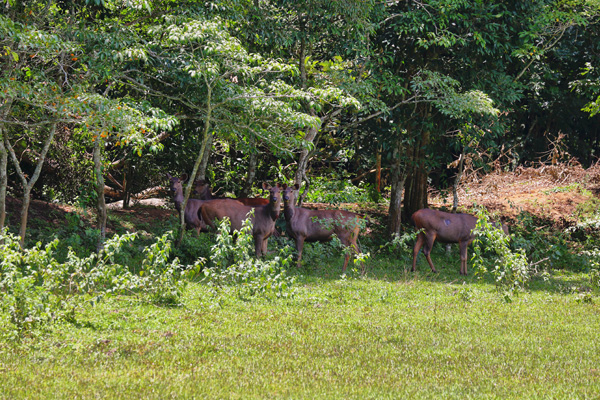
left=193, top=179, right=269, bottom=206
left=200, top=183, right=282, bottom=257
left=166, top=173, right=241, bottom=235
left=411, top=208, right=509, bottom=275
left=166, top=173, right=207, bottom=235
left=282, top=184, right=361, bottom=272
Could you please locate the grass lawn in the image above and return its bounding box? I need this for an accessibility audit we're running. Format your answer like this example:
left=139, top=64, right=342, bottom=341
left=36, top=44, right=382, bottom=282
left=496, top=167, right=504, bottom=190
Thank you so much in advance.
left=1, top=254, right=599, bottom=400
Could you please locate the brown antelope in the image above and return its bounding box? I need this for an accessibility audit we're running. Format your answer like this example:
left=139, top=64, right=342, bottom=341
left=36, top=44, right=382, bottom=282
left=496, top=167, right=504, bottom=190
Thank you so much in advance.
left=282, top=184, right=361, bottom=272
left=193, top=179, right=269, bottom=206
left=166, top=173, right=241, bottom=235
left=411, top=208, right=509, bottom=275
left=200, top=183, right=282, bottom=257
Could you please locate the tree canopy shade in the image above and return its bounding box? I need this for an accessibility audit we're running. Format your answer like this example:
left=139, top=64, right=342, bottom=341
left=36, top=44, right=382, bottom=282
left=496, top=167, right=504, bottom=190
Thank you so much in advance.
left=1, top=0, right=600, bottom=245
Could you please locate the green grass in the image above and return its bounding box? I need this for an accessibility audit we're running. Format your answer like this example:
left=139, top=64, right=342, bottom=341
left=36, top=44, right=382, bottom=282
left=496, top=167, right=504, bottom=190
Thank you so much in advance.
left=1, top=255, right=599, bottom=399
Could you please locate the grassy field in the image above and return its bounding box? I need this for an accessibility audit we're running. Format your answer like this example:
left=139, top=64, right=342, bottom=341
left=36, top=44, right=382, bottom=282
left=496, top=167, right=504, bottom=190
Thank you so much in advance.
left=1, top=254, right=599, bottom=399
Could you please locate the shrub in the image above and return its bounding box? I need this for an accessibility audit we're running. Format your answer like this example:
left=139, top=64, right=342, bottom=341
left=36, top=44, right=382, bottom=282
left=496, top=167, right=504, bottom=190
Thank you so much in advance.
left=510, top=211, right=584, bottom=270
left=0, top=230, right=199, bottom=340
left=202, top=214, right=296, bottom=300
left=303, top=176, right=375, bottom=204
left=472, top=210, right=531, bottom=300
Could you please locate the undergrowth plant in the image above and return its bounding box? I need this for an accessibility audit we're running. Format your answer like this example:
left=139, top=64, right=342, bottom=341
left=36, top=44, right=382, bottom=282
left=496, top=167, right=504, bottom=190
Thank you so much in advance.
left=303, top=176, right=375, bottom=204
left=0, top=231, right=198, bottom=340
left=510, top=211, right=582, bottom=270
left=202, top=214, right=296, bottom=300
left=472, top=210, right=531, bottom=300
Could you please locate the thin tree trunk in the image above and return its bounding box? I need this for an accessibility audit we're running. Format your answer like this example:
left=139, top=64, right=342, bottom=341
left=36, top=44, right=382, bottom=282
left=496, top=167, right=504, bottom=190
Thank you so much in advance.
left=446, top=151, right=465, bottom=255
left=0, top=99, right=12, bottom=233
left=293, top=32, right=318, bottom=206
left=241, top=135, right=257, bottom=197
left=0, top=130, right=7, bottom=233
left=388, top=139, right=406, bottom=236
left=177, top=79, right=214, bottom=246
left=122, top=161, right=131, bottom=209
left=197, top=130, right=213, bottom=181
left=376, top=149, right=382, bottom=194
left=451, top=152, right=465, bottom=213
left=5, top=122, right=57, bottom=247
left=93, top=138, right=107, bottom=251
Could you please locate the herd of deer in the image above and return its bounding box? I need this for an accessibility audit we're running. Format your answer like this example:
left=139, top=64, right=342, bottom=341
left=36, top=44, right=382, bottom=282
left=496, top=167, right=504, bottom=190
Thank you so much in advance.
left=166, top=173, right=509, bottom=275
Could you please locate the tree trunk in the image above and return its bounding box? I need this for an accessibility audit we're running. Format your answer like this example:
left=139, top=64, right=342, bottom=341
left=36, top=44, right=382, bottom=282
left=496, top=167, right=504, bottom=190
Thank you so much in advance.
left=177, top=78, right=214, bottom=246
left=388, top=139, right=406, bottom=236
left=402, top=127, right=430, bottom=220
left=6, top=123, right=57, bottom=248
left=0, top=131, right=6, bottom=233
left=293, top=32, right=318, bottom=206
left=446, top=151, right=465, bottom=255
left=241, top=135, right=257, bottom=197
left=122, top=161, right=131, bottom=209
left=196, top=130, right=213, bottom=181
left=451, top=152, right=465, bottom=213
left=0, top=101, right=11, bottom=234
left=376, top=149, right=382, bottom=194
left=93, top=138, right=107, bottom=251
left=294, top=122, right=317, bottom=202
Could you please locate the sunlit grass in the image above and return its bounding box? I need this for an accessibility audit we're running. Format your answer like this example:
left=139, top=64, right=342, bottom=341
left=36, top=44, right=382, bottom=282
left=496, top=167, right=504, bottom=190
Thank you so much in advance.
left=1, top=256, right=599, bottom=399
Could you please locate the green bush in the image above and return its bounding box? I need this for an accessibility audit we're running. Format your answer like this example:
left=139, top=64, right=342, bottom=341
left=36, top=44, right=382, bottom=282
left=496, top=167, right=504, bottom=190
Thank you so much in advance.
left=303, top=176, right=375, bottom=204
left=0, top=231, right=199, bottom=340
left=510, top=211, right=585, bottom=270
left=202, top=214, right=296, bottom=300
left=472, top=210, right=532, bottom=300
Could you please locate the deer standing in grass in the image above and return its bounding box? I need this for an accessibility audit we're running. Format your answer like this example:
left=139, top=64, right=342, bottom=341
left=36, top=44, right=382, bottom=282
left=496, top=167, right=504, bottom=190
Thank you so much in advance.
left=411, top=208, right=509, bottom=275
left=166, top=173, right=207, bottom=235
left=200, top=183, right=282, bottom=257
left=193, top=179, right=269, bottom=206
left=281, top=184, right=361, bottom=272
left=166, top=173, right=241, bottom=235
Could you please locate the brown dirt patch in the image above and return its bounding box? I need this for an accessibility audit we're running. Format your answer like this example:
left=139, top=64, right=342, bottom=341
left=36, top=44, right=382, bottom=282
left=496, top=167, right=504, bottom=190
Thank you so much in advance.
left=430, top=160, right=600, bottom=228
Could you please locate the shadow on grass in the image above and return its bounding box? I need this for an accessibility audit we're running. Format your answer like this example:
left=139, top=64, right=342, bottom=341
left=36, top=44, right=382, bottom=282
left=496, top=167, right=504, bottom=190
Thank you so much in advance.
left=283, top=240, right=595, bottom=298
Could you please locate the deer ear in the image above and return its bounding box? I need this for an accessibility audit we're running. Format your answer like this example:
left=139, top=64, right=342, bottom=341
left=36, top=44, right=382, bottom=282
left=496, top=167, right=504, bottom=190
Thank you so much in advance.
left=262, top=182, right=270, bottom=190
left=282, top=184, right=288, bottom=190
left=181, top=173, right=188, bottom=182
left=166, top=172, right=173, bottom=180
left=293, top=183, right=300, bottom=191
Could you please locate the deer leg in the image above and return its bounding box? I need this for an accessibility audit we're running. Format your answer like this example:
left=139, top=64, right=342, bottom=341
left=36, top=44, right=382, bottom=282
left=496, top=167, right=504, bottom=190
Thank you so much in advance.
left=295, top=236, right=305, bottom=268
left=459, top=240, right=470, bottom=275
left=340, top=236, right=359, bottom=273
left=261, top=237, right=269, bottom=257
left=412, top=233, right=426, bottom=272
left=423, top=233, right=438, bottom=273
left=253, top=234, right=263, bottom=257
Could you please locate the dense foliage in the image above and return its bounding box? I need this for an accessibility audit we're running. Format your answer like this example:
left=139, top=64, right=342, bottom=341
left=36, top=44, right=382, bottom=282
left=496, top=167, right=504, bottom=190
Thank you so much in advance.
left=1, top=0, right=599, bottom=238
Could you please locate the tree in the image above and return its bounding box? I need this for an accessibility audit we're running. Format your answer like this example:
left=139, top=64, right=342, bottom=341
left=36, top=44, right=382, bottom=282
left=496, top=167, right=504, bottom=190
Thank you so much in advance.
left=229, top=0, right=376, bottom=203
left=103, top=11, right=320, bottom=242
left=0, top=3, right=172, bottom=248
left=351, top=0, right=598, bottom=235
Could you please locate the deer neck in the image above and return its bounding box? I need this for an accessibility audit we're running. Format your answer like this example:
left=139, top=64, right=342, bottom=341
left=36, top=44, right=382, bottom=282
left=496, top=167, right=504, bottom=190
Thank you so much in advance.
left=283, top=202, right=295, bottom=221
left=267, top=201, right=281, bottom=221
left=173, top=189, right=185, bottom=212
